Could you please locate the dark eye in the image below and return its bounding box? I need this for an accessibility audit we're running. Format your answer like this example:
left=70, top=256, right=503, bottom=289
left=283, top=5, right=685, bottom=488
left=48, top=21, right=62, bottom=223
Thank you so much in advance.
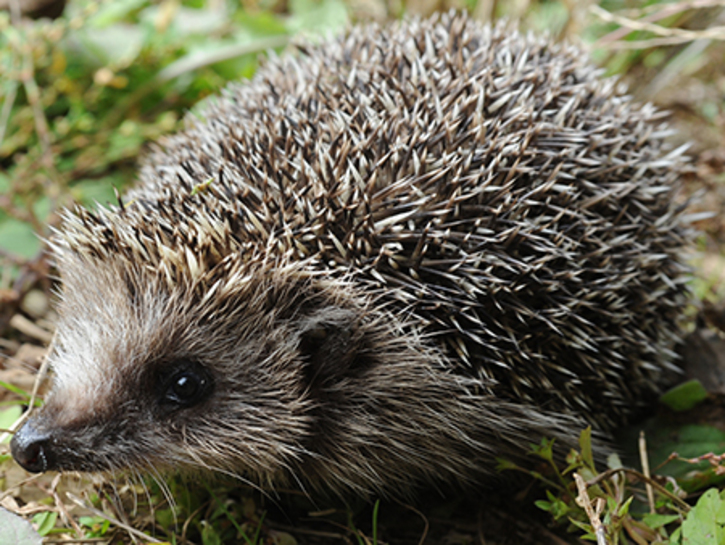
left=160, top=360, right=213, bottom=408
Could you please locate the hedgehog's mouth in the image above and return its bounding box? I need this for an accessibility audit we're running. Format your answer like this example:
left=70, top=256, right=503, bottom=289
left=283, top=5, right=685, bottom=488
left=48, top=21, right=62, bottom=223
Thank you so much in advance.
left=11, top=412, right=134, bottom=474
left=11, top=415, right=97, bottom=473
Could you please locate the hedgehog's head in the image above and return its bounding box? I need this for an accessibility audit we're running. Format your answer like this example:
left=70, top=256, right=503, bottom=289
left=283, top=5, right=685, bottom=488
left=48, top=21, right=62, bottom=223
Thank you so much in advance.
left=10, top=197, right=588, bottom=497
left=9, top=198, right=385, bottom=489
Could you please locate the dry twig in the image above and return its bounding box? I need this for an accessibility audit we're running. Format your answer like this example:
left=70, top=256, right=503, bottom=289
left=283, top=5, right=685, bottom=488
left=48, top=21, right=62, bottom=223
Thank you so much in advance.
left=574, top=472, right=608, bottom=545
left=591, top=2, right=725, bottom=49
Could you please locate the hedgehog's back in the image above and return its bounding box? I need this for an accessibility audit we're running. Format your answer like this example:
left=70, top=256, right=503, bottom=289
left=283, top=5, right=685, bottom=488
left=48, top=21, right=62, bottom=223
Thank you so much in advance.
left=126, top=12, right=691, bottom=430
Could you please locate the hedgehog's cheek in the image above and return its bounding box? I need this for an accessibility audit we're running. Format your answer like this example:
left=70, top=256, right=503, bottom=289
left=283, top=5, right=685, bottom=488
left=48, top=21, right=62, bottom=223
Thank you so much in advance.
left=11, top=416, right=58, bottom=473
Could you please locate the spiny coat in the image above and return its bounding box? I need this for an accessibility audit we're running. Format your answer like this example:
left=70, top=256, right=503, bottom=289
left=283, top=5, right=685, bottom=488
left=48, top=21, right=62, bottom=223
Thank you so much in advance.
left=11, top=12, right=692, bottom=498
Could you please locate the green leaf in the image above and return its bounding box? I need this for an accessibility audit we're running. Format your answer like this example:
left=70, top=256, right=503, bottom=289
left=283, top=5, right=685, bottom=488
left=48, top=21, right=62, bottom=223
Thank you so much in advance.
left=201, top=521, right=222, bottom=545
left=523, top=0, right=569, bottom=35
left=154, top=507, right=175, bottom=529
left=32, top=511, right=57, bottom=537
left=681, top=488, right=725, bottom=544
left=494, top=457, right=520, bottom=471
left=0, top=406, right=22, bottom=443
left=71, top=179, right=122, bottom=208
left=74, top=25, right=146, bottom=68
left=0, top=219, right=40, bottom=259
left=529, top=437, right=556, bottom=462
left=287, top=0, right=348, bottom=36
left=618, top=422, right=725, bottom=491
left=107, top=122, right=145, bottom=161
left=32, top=196, right=52, bottom=225
left=616, top=495, right=634, bottom=518
left=236, top=11, right=288, bottom=36
left=569, top=518, right=596, bottom=541
left=78, top=516, right=104, bottom=528
left=579, top=426, right=595, bottom=470
left=606, top=452, right=623, bottom=470
left=157, top=35, right=286, bottom=84
left=0, top=382, right=32, bottom=399
left=660, top=380, right=709, bottom=412
left=79, top=515, right=108, bottom=529
left=78, top=516, right=111, bottom=538
left=87, top=0, right=148, bottom=28
left=171, top=7, right=228, bottom=36
left=641, top=512, right=680, bottom=530
left=536, top=490, right=570, bottom=520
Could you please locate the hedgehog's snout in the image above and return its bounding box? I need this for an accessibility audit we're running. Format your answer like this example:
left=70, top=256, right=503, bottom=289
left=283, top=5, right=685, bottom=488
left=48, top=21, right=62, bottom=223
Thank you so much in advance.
left=11, top=418, right=56, bottom=473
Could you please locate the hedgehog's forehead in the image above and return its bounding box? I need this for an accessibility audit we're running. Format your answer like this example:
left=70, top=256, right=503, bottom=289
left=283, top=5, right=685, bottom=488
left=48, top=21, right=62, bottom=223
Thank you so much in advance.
left=47, top=248, right=196, bottom=414
left=53, top=207, right=325, bottom=341
left=55, top=200, right=243, bottom=281
left=53, top=237, right=259, bottom=320
left=52, top=249, right=171, bottom=363
left=55, top=196, right=323, bottom=292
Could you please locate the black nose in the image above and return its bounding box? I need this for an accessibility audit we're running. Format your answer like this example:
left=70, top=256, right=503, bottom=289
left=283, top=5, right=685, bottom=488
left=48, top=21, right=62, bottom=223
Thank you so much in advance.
left=11, top=419, right=55, bottom=473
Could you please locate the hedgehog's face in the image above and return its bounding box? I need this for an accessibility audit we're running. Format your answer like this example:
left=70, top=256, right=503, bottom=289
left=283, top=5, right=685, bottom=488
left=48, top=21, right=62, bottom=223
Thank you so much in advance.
left=10, top=251, right=326, bottom=484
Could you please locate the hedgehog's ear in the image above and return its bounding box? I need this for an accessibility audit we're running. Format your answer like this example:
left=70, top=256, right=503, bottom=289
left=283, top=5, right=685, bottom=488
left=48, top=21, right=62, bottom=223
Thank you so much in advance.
left=298, top=307, right=363, bottom=384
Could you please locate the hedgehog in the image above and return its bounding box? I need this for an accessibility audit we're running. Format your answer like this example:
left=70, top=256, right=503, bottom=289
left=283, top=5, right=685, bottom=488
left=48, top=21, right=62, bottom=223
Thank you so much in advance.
left=11, top=12, right=692, bottom=498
